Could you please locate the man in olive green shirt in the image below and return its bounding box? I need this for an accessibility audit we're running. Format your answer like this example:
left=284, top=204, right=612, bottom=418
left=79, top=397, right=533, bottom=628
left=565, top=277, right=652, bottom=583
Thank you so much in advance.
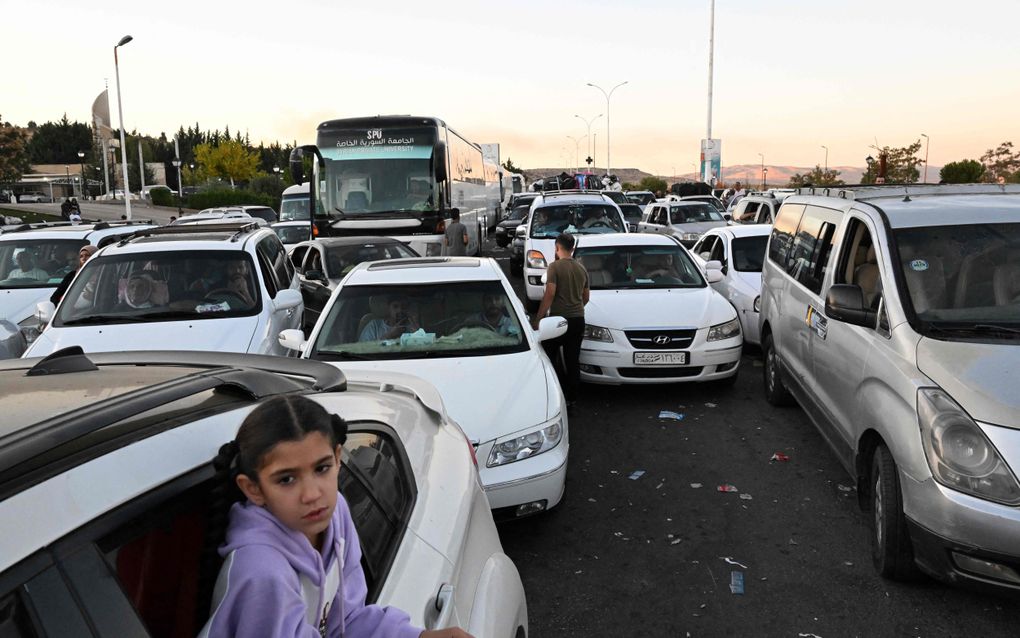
left=532, top=233, right=589, bottom=406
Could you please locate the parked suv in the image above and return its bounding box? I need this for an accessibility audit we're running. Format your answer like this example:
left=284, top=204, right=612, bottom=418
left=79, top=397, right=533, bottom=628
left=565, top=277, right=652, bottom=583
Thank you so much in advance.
left=638, top=200, right=727, bottom=247
left=731, top=192, right=781, bottom=225
left=0, top=220, right=158, bottom=354
left=759, top=184, right=1020, bottom=595
left=25, top=221, right=302, bottom=357
left=523, top=191, right=628, bottom=303
left=0, top=349, right=528, bottom=637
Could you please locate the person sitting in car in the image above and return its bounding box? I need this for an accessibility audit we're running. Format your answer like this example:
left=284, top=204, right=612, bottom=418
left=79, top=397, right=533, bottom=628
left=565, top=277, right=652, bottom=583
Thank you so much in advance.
left=463, top=293, right=519, bottom=337
left=359, top=296, right=420, bottom=342
left=123, top=272, right=169, bottom=309
left=8, top=251, right=49, bottom=281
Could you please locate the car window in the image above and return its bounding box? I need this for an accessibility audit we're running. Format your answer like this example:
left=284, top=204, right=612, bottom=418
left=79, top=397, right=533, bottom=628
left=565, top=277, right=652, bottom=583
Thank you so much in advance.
left=768, top=204, right=805, bottom=267
left=672, top=203, right=724, bottom=223
left=0, top=588, right=41, bottom=637
left=310, top=281, right=527, bottom=360
left=290, top=245, right=309, bottom=271
left=275, top=225, right=311, bottom=246
left=787, top=206, right=841, bottom=294
left=575, top=245, right=705, bottom=289
left=54, top=251, right=262, bottom=326
left=756, top=205, right=773, bottom=225
left=696, top=235, right=717, bottom=258
left=339, top=425, right=415, bottom=600
left=0, top=238, right=88, bottom=289
left=732, top=235, right=769, bottom=272
left=259, top=235, right=293, bottom=290
left=528, top=204, right=625, bottom=238
left=709, top=237, right=725, bottom=263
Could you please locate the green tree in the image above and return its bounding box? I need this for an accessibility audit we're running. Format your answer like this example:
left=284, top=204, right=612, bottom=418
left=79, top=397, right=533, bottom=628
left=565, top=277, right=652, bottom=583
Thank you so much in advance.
left=0, top=115, right=31, bottom=187
left=860, top=140, right=923, bottom=184
left=194, top=140, right=261, bottom=188
left=787, top=165, right=844, bottom=188
left=26, top=114, right=94, bottom=163
left=502, top=157, right=524, bottom=176
left=638, top=176, right=667, bottom=193
left=979, top=141, right=1019, bottom=183
left=939, top=160, right=985, bottom=184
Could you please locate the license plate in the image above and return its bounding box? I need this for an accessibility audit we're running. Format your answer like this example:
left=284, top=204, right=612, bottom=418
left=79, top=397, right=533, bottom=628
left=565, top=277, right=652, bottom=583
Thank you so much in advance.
left=633, top=351, right=688, bottom=365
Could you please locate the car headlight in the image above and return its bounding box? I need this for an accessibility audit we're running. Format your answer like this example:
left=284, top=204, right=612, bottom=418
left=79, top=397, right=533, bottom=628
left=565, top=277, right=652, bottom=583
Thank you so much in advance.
left=17, top=316, right=41, bottom=345
left=583, top=324, right=613, bottom=342
left=917, top=388, right=1020, bottom=505
left=707, top=317, right=741, bottom=341
left=527, top=250, right=547, bottom=269
left=487, top=416, right=564, bottom=467
left=753, top=295, right=761, bottom=313
left=681, top=232, right=701, bottom=242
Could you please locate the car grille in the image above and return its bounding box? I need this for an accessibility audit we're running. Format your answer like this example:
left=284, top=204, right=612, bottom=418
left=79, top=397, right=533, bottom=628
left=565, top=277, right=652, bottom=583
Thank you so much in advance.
left=625, top=329, right=696, bottom=350
left=619, top=366, right=704, bottom=379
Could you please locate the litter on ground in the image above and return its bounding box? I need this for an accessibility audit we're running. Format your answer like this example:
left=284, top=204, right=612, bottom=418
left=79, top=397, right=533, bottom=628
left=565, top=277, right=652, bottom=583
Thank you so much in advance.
left=717, top=484, right=739, bottom=493
left=739, top=493, right=753, bottom=500
left=729, top=571, right=745, bottom=594
left=629, top=470, right=646, bottom=480
left=691, top=483, right=703, bottom=489
left=658, top=410, right=685, bottom=420
left=720, top=556, right=748, bottom=568
left=770, top=452, right=791, bottom=462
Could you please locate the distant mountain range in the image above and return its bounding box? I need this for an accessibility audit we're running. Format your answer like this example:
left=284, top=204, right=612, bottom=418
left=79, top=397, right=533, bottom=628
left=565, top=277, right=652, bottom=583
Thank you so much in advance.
left=523, top=164, right=942, bottom=187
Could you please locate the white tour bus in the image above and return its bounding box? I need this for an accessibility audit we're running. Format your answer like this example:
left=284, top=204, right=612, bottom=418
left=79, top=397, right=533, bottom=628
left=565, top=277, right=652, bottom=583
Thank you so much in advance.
left=279, top=182, right=310, bottom=221
left=292, top=116, right=501, bottom=256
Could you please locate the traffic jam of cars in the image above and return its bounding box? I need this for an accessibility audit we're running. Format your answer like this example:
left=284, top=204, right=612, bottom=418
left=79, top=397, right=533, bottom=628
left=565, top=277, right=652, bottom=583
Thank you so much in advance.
left=3, top=123, right=1020, bottom=635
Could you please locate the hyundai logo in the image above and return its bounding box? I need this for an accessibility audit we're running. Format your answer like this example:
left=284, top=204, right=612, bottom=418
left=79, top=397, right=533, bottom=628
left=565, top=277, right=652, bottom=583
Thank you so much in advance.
left=653, top=335, right=671, bottom=345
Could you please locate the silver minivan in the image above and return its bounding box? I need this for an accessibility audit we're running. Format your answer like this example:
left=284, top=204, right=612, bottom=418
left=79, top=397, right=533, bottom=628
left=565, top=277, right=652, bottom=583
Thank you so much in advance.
left=759, top=184, right=1020, bottom=594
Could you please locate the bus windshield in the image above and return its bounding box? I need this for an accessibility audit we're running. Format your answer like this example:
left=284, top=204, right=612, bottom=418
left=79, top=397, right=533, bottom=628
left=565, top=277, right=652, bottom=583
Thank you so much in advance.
left=280, top=195, right=310, bottom=221
left=318, top=127, right=438, bottom=216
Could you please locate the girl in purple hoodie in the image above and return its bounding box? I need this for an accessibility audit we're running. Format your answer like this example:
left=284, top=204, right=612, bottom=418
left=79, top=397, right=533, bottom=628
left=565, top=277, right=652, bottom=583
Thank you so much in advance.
left=200, top=394, right=473, bottom=638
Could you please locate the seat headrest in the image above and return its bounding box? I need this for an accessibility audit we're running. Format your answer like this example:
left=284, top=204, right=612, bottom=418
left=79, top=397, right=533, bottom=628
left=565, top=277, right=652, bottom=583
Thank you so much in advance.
left=866, top=244, right=877, bottom=263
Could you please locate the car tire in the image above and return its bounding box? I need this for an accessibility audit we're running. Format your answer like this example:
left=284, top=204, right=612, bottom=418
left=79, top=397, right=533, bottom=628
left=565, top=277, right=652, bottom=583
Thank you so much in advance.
left=509, top=258, right=522, bottom=277
left=762, top=332, right=795, bottom=406
left=870, top=444, right=920, bottom=581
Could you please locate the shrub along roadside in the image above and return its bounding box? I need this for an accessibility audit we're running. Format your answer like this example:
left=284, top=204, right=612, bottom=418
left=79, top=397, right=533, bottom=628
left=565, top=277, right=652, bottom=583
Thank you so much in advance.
left=150, top=188, right=176, bottom=207
left=186, top=189, right=276, bottom=211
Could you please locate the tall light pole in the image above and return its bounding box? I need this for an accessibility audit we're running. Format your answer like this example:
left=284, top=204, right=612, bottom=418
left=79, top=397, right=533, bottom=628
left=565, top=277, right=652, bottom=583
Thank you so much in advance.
left=758, top=153, right=764, bottom=191
left=821, top=145, right=829, bottom=172
left=920, top=133, right=930, bottom=183
left=567, top=135, right=586, bottom=173
left=114, top=34, right=134, bottom=219
left=707, top=0, right=715, bottom=141
left=77, top=151, right=86, bottom=198
left=586, top=81, right=628, bottom=176
left=574, top=114, right=602, bottom=173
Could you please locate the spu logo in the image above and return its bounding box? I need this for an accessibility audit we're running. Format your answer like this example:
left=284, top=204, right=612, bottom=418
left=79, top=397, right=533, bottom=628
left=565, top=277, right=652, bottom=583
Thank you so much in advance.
left=367, top=129, right=383, bottom=140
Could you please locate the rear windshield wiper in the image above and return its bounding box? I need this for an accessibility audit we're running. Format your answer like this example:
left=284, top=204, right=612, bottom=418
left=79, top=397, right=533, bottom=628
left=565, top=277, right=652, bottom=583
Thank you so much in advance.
left=60, top=314, right=147, bottom=325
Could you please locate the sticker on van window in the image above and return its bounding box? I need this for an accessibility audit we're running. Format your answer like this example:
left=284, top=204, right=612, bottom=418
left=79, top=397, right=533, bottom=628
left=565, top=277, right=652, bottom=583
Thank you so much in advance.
left=910, top=259, right=929, bottom=272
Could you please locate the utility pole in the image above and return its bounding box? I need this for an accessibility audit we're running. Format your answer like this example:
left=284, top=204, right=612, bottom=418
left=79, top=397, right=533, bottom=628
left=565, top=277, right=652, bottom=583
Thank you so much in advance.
left=921, top=133, right=930, bottom=183
left=704, top=0, right=715, bottom=183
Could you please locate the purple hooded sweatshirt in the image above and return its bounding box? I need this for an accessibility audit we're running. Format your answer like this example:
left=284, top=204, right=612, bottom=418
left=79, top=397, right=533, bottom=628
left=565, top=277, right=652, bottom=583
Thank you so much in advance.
left=199, top=493, right=423, bottom=638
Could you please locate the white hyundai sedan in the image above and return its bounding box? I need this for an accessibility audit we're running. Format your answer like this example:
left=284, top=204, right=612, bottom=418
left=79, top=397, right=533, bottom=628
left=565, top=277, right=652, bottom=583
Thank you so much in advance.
left=280, top=256, right=571, bottom=520
left=574, top=234, right=743, bottom=385
left=690, top=224, right=771, bottom=345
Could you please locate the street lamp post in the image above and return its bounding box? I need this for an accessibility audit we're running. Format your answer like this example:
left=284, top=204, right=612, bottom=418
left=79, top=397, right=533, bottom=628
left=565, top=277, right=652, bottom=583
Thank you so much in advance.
left=757, top=153, right=764, bottom=190
left=821, top=145, right=829, bottom=172
left=587, top=81, right=628, bottom=177
left=94, top=167, right=104, bottom=196
left=762, top=167, right=769, bottom=190
left=114, top=35, right=134, bottom=219
left=566, top=136, right=587, bottom=173
left=920, top=133, right=930, bottom=183
left=574, top=114, right=602, bottom=173
left=65, top=166, right=71, bottom=199
left=171, top=159, right=182, bottom=213
left=77, top=151, right=86, bottom=198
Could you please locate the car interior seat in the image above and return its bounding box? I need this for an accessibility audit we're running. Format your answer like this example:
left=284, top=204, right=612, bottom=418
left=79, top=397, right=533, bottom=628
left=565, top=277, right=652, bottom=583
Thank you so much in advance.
left=580, top=255, right=611, bottom=287
left=992, top=260, right=1020, bottom=305
left=901, top=254, right=947, bottom=314
left=357, top=295, right=390, bottom=338
left=346, top=192, right=370, bottom=211
left=853, top=245, right=882, bottom=309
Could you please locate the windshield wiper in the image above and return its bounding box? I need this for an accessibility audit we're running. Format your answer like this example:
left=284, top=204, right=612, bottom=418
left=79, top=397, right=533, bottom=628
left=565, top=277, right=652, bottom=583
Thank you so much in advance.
left=60, top=314, right=147, bottom=326
left=134, top=310, right=205, bottom=320
left=314, top=350, right=378, bottom=361
left=926, top=323, right=1020, bottom=339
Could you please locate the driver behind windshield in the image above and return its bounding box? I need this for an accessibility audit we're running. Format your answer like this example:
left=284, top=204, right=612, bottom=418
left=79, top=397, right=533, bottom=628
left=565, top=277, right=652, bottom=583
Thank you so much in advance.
left=359, top=296, right=420, bottom=341
left=465, top=293, right=519, bottom=337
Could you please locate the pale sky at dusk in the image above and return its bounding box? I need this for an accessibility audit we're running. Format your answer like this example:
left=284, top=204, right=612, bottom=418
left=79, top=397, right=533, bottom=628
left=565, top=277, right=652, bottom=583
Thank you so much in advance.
left=6, top=0, right=1019, bottom=174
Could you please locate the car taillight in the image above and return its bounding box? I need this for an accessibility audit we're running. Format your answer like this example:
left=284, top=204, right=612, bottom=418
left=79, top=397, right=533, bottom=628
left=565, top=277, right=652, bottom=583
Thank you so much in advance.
left=312, top=225, right=319, bottom=237
left=436, top=219, right=446, bottom=234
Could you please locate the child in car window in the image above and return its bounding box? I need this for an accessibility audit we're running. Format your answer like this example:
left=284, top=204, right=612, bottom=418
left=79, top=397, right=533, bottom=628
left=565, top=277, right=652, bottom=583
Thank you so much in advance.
left=202, top=395, right=471, bottom=638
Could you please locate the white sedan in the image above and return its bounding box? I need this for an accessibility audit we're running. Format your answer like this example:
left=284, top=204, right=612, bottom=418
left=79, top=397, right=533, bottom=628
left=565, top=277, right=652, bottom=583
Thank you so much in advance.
left=279, top=256, right=571, bottom=520
left=573, top=233, right=743, bottom=385
left=690, top=225, right=771, bottom=345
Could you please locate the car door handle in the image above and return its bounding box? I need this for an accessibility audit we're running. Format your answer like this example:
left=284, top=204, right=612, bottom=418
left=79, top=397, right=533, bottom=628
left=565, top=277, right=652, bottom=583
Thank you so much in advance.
left=429, top=583, right=455, bottom=630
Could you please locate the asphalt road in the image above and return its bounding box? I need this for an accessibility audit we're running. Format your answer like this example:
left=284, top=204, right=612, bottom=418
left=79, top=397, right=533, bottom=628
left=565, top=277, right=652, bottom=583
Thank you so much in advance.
left=4, top=200, right=178, bottom=225
left=487, top=237, right=1018, bottom=638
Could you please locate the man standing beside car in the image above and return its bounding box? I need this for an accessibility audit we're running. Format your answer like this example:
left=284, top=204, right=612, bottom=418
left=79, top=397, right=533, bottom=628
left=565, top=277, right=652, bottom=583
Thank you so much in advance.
left=444, top=209, right=469, bottom=256
left=532, top=232, right=589, bottom=408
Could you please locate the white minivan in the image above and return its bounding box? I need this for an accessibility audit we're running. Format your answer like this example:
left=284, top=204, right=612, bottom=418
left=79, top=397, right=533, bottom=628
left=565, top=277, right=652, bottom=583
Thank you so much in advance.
left=24, top=222, right=303, bottom=357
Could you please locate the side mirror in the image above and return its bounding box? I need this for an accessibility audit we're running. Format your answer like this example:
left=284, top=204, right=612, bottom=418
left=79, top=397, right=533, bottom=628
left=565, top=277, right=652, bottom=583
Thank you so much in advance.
left=278, top=328, right=308, bottom=352
left=515, top=225, right=527, bottom=239
left=273, top=288, right=303, bottom=311
left=706, top=269, right=723, bottom=284
left=705, top=260, right=723, bottom=271
left=723, top=213, right=732, bottom=221
left=699, top=251, right=711, bottom=261
left=35, top=301, right=55, bottom=325
left=289, top=147, right=305, bottom=185
left=825, top=284, right=876, bottom=328
left=434, top=141, right=448, bottom=183
left=536, top=316, right=568, bottom=342
left=304, top=269, right=327, bottom=283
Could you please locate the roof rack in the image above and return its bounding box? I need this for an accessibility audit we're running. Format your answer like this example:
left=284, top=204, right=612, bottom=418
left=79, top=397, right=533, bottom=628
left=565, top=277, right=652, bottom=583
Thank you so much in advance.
left=795, top=183, right=1020, bottom=201
left=120, top=221, right=262, bottom=245
left=91, top=219, right=156, bottom=231
left=2, top=221, right=79, bottom=234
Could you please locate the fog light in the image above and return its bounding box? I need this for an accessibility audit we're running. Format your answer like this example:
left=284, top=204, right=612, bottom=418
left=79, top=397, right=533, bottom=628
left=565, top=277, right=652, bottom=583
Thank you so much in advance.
left=579, top=364, right=603, bottom=374
left=952, top=552, right=1020, bottom=585
left=515, top=500, right=547, bottom=517
left=717, top=361, right=738, bottom=372
left=528, top=276, right=543, bottom=286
